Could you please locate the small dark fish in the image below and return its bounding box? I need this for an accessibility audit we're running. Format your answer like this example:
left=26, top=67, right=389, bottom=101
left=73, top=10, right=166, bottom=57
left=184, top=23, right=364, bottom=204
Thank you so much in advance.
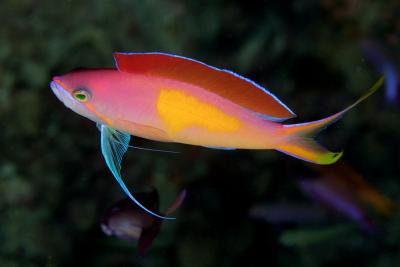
left=101, top=189, right=186, bottom=255
left=361, top=41, right=399, bottom=104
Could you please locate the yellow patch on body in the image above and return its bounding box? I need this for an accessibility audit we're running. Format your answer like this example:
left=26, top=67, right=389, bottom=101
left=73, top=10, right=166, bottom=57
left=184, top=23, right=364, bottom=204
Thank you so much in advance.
left=156, top=89, right=241, bottom=134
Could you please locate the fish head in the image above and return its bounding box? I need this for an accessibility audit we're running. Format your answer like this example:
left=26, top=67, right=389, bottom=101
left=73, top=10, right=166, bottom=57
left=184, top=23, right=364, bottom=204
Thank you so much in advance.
left=50, top=69, right=114, bottom=125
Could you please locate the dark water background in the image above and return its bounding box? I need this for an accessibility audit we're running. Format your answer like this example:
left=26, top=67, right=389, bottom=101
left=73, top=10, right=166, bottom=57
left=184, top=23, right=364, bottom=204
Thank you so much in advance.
left=1, top=0, right=399, bottom=266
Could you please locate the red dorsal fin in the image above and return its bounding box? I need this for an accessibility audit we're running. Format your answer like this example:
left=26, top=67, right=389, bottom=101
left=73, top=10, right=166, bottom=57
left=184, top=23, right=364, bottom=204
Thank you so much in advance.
left=113, top=52, right=296, bottom=121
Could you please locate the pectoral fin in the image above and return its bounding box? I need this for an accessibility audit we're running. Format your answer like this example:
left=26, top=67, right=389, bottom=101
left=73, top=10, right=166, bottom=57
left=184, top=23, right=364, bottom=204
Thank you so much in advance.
left=99, top=124, right=174, bottom=220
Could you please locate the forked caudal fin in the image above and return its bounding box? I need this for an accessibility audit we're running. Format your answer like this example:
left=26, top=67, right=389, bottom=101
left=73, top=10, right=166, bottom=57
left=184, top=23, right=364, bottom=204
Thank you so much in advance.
left=277, top=77, right=384, bottom=164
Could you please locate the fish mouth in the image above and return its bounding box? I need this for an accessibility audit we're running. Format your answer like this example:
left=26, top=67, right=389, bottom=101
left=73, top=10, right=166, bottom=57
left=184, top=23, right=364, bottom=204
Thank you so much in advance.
left=50, top=80, right=63, bottom=101
left=50, top=79, right=76, bottom=107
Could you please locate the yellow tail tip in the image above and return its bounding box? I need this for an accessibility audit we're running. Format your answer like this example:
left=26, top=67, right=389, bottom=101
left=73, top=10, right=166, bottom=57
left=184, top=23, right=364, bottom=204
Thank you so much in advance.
left=318, top=151, right=343, bottom=165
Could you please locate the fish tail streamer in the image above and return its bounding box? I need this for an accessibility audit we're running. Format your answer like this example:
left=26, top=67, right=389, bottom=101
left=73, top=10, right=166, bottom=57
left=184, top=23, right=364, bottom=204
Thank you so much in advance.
left=276, top=77, right=384, bottom=164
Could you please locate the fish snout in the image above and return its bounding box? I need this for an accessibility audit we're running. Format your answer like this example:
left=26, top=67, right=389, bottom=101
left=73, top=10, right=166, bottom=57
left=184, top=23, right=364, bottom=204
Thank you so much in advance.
left=50, top=80, right=63, bottom=100
left=50, top=79, right=76, bottom=108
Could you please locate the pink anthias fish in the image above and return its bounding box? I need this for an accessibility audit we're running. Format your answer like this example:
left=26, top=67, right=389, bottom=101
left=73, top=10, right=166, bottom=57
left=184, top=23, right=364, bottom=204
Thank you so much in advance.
left=50, top=52, right=383, bottom=218
left=101, top=189, right=186, bottom=255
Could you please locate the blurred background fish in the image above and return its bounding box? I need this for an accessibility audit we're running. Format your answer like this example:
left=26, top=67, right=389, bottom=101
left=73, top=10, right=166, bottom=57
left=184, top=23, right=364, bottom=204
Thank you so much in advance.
left=297, top=161, right=396, bottom=232
left=101, top=189, right=186, bottom=255
left=250, top=161, right=396, bottom=233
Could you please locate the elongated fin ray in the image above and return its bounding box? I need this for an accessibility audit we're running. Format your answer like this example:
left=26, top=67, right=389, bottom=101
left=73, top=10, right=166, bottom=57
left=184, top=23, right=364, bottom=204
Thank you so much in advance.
left=277, top=77, right=384, bottom=164
left=125, top=144, right=179, bottom=154
left=113, top=52, right=296, bottom=121
left=100, top=125, right=174, bottom=219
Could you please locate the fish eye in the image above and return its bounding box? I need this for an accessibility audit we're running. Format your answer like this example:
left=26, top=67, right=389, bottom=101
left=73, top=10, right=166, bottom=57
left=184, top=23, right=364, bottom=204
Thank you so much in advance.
left=72, top=88, right=91, bottom=102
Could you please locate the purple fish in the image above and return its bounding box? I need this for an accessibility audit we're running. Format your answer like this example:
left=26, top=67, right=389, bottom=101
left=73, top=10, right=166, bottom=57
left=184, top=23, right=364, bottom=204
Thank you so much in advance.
left=295, top=161, right=396, bottom=233
left=101, top=189, right=186, bottom=255
left=297, top=177, right=376, bottom=232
